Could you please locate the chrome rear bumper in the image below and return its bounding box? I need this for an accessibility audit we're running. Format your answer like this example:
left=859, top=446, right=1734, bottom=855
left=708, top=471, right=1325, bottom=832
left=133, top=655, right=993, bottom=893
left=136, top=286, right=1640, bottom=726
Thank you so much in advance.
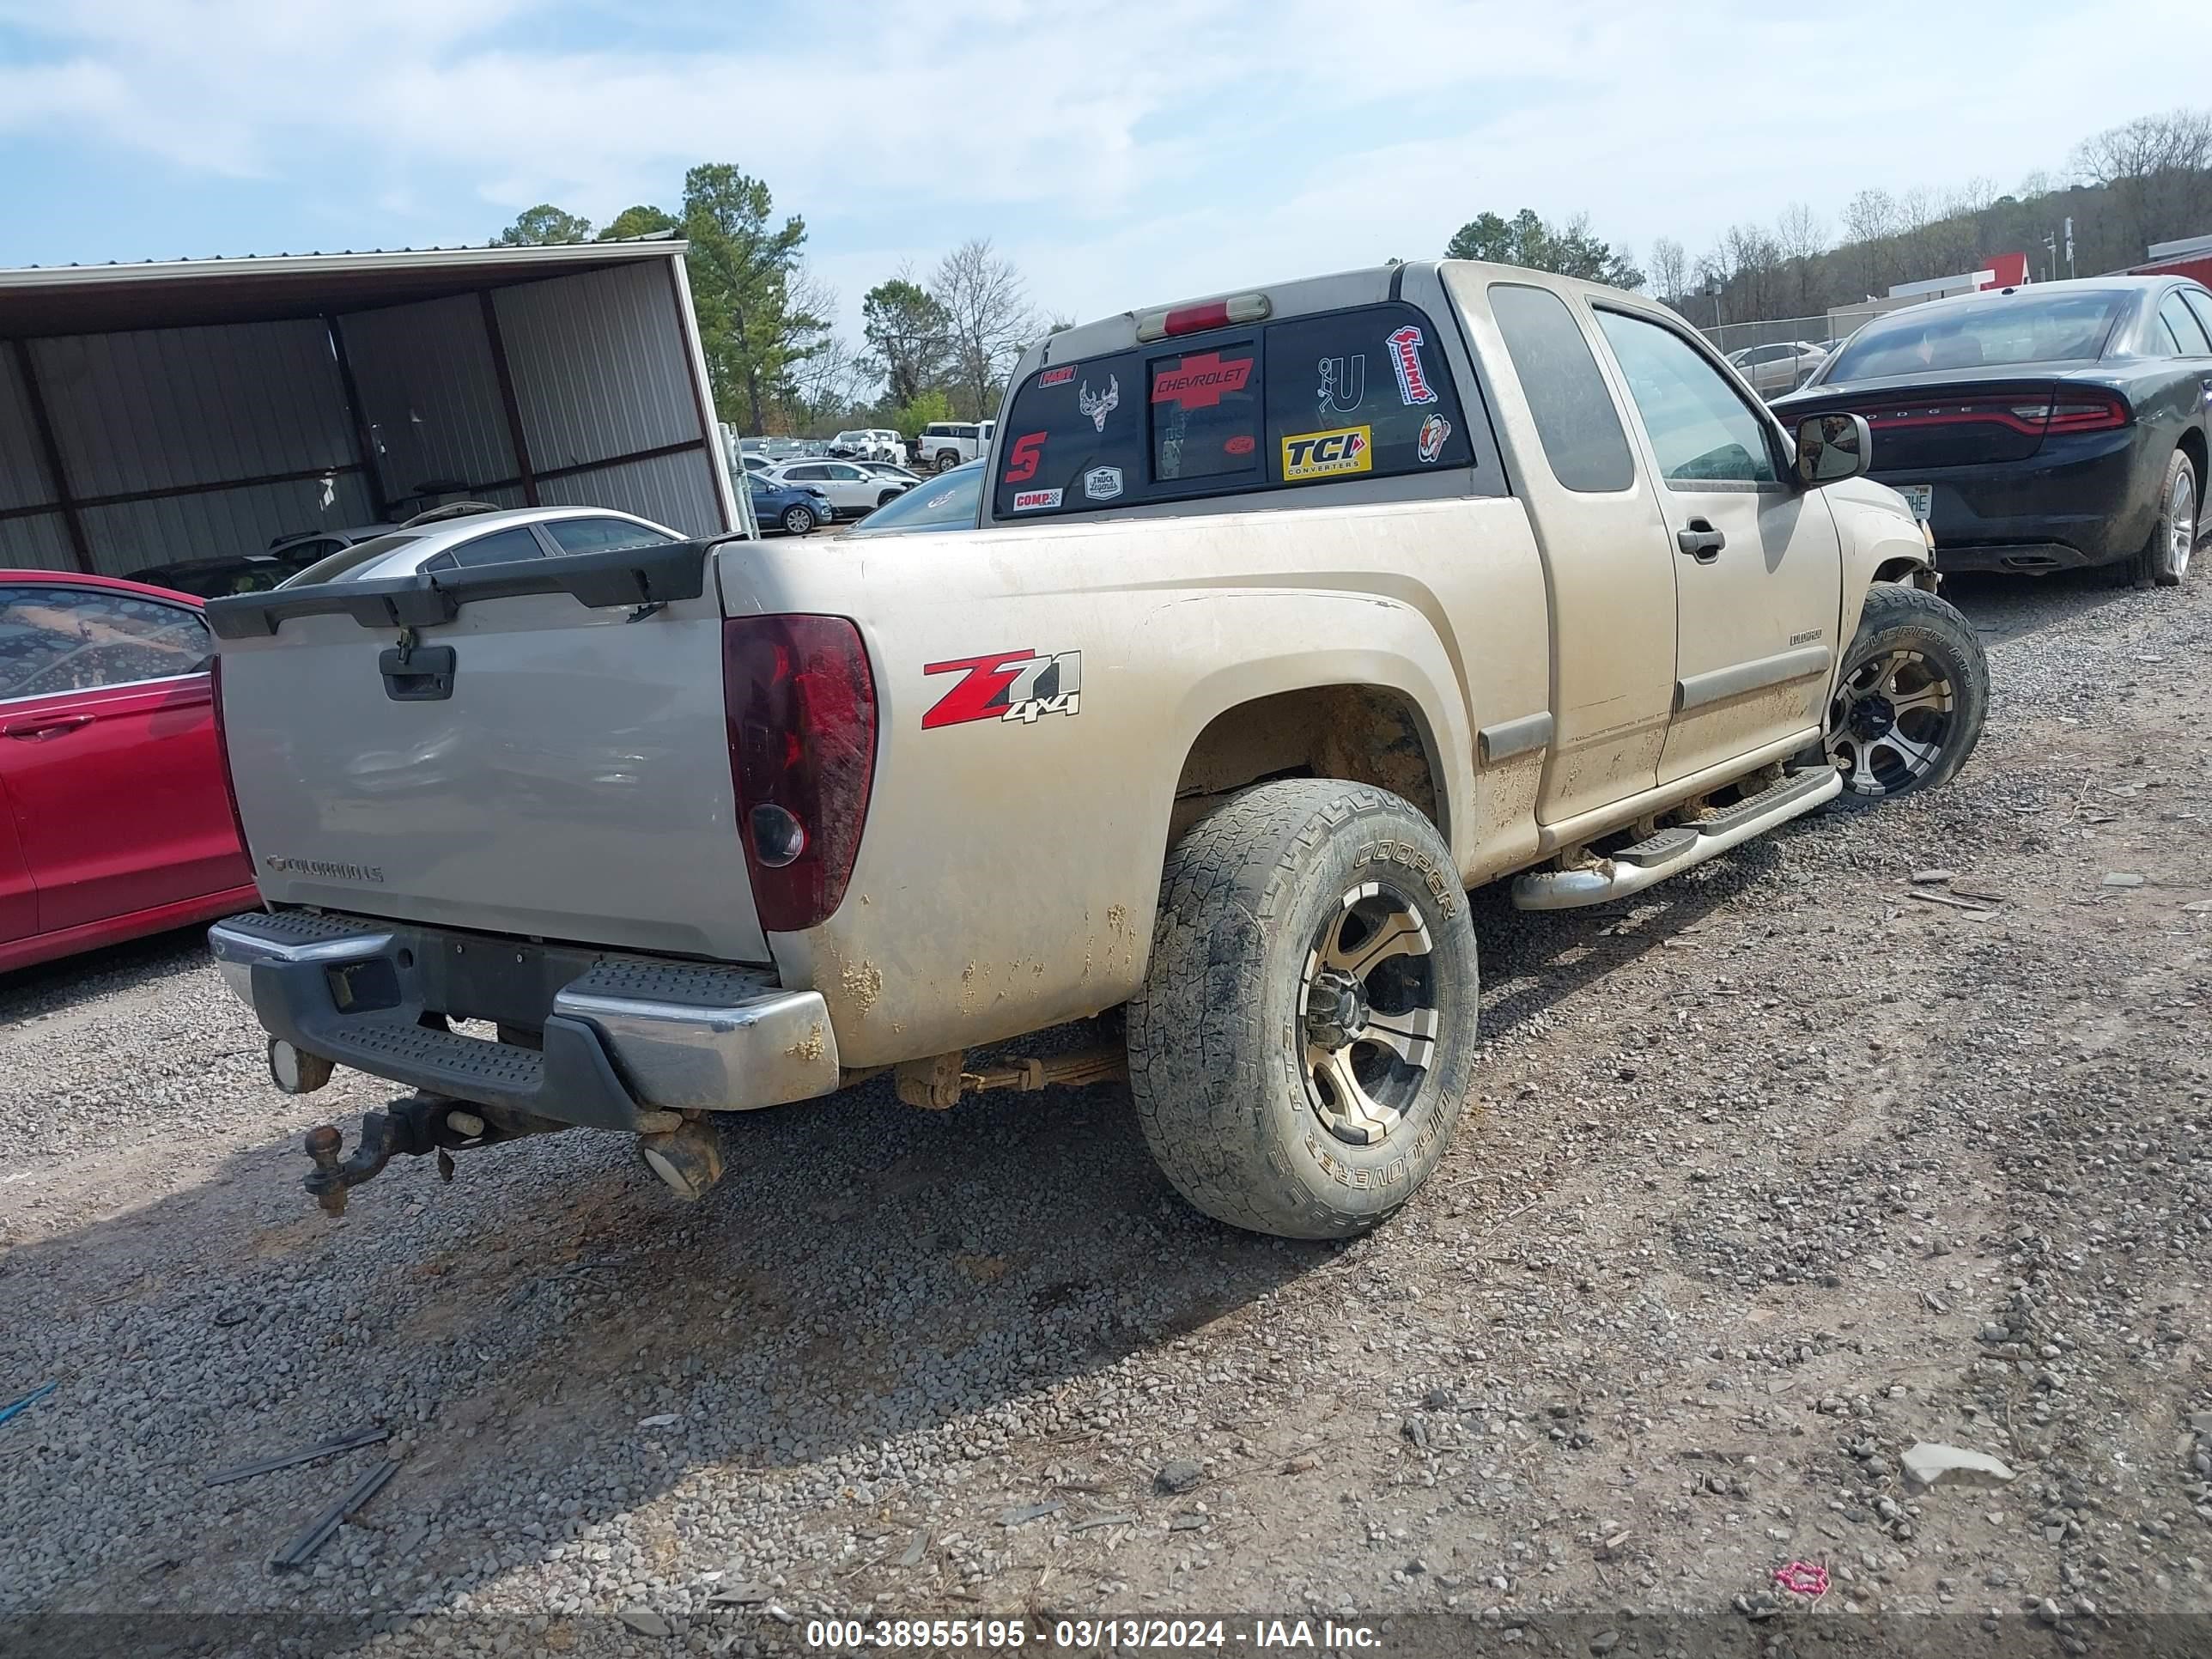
left=208, top=911, right=839, bottom=1125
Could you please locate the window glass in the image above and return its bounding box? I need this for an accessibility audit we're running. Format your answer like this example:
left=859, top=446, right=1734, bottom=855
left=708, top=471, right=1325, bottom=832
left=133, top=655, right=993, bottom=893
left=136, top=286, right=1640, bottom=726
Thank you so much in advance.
left=826, top=465, right=866, bottom=481
left=990, top=349, right=1147, bottom=517
left=542, top=517, right=675, bottom=555
left=1595, top=309, right=1778, bottom=486
left=957, top=425, right=979, bottom=441
left=290, top=531, right=424, bottom=586
left=1151, top=341, right=1263, bottom=487
left=427, top=527, right=550, bottom=572
left=0, top=585, right=210, bottom=700
left=1489, top=283, right=1636, bottom=493
left=2184, top=290, right=2212, bottom=350
left=1826, top=291, right=2121, bottom=379
left=784, top=465, right=825, bottom=481
left=850, top=462, right=985, bottom=535
left=1262, top=305, right=1471, bottom=485
left=2157, top=293, right=2212, bottom=356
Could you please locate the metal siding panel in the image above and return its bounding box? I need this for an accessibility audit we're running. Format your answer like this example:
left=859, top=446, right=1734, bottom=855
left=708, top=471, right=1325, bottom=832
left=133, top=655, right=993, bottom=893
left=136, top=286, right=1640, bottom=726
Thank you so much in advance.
left=533, top=453, right=720, bottom=537
left=0, top=512, right=76, bottom=571
left=0, top=348, right=56, bottom=511
left=338, top=295, right=517, bottom=500
left=495, top=262, right=697, bottom=473
left=77, top=473, right=378, bottom=578
left=30, top=320, right=353, bottom=498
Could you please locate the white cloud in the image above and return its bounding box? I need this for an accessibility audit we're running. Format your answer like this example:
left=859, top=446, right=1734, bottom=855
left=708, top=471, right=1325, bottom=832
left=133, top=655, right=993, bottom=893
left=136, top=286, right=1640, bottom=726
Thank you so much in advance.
left=2, top=0, right=2203, bottom=345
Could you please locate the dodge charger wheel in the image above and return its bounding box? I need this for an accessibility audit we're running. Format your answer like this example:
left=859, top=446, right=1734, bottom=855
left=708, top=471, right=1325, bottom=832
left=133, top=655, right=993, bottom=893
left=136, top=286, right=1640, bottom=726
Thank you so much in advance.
left=1126, top=780, right=1478, bottom=1240
left=2132, top=449, right=2197, bottom=587
left=781, top=505, right=815, bottom=536
left=1824, top=584, right=1989, bottom=805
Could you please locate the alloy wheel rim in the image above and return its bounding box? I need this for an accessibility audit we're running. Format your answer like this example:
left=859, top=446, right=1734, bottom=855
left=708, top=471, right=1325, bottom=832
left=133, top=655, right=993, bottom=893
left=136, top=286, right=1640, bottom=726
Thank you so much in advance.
left=1826, top=647, right=1957, bottom=797
left=2172, top=471, right=2196, bottom=579
left=786, top=507, right=810, bottom=533
left=1298, top=880, right=1440, bottom=1147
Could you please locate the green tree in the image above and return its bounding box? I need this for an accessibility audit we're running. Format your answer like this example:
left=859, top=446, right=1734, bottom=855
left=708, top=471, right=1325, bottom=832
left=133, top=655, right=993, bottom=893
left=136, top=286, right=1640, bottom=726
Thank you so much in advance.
left=888, top=386, right=951, bottom=440
left=861, top=273, right=951, bottom=406
left=1444, top=207, right=1642, bottom=289
left=496, top=204, right=594, bottom=246
left=597, top=204, right=680, bottom=241
left=678, top=164, right=826, bottom=433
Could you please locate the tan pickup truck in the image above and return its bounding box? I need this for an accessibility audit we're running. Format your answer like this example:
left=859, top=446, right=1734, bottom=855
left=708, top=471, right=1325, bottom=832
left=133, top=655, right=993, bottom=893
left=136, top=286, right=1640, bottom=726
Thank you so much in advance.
left=205, top=260, right=1985, bottom=1239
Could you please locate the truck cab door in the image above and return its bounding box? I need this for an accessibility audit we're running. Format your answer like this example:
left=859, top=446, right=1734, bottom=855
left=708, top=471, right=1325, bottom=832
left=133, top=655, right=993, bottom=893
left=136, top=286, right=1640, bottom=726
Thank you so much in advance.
left=1589, top=308, right=1843, bottom=787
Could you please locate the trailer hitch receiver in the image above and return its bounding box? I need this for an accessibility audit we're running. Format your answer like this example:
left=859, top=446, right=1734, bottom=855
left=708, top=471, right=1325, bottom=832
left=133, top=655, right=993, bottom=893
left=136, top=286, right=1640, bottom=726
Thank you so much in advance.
left=302, top=1095, right=569, bottom=1214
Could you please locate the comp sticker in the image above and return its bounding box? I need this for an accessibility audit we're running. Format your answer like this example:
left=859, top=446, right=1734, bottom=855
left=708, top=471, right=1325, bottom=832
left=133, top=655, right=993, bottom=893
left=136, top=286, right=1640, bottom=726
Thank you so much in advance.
left=1012, top=488, right=1063, bottom=511
left=1281, top=425, right=1371, bottom=481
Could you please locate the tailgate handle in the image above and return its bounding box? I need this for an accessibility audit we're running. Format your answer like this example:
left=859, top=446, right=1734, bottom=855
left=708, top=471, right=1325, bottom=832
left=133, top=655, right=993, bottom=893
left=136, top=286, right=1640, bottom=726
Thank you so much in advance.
left=378, top=644, right=456, bottom=702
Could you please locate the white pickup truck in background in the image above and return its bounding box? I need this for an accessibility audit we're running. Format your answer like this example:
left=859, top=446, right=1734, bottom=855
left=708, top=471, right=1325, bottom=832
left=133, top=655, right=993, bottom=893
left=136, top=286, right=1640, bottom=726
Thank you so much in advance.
left=915, top=418, right=994, bottom=471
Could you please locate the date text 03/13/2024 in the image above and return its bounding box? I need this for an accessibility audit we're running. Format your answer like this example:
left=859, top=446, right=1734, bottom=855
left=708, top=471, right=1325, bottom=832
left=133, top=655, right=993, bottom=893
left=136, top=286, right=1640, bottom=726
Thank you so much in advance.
left=799, top=1616, right=1382, bottom=1650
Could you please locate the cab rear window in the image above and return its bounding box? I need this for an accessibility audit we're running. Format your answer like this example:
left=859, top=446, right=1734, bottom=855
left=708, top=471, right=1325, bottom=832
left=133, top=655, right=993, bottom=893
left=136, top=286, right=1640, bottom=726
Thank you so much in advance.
left=991, top=301, right=1478, bottom=520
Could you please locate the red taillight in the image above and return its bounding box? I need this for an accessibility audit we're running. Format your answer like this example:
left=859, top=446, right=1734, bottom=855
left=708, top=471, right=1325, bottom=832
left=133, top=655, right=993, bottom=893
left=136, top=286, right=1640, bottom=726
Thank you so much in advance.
left=2045, top=392, right=2130, bottom=434
left=723, top=615, right=877, bottom=934
left=208, top=653, right=251, bottom=856
left=1852, top=386, right=2129, bottom=437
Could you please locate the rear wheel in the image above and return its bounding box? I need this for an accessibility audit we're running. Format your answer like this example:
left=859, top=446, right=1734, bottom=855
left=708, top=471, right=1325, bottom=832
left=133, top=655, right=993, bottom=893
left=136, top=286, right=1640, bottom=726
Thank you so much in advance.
left=2130, top=449, right=2197, bottom=587
left=781, top=505, right=816, bottom=536
left=933, top=451, right=958, bottom=473
left=1823, top=583, right=1988, bottom=805
left=1126, top=781, right=1479, bottom=1240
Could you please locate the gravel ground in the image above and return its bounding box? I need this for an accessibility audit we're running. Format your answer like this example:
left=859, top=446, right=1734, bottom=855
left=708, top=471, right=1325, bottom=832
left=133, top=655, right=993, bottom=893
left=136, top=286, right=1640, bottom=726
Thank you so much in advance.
left=1, top=568, right=2208, bottom=1658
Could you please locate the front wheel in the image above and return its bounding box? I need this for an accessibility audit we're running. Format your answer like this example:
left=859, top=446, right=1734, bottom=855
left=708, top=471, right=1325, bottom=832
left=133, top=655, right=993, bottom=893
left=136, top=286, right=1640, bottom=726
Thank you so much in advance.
left=1126, top=781, right=1479, bottom=1240
left=878, top=489, right=901, bottom=507
left=1824, top=583, right=1989, bottom=805
left=781, top=505, right=816, bottom=536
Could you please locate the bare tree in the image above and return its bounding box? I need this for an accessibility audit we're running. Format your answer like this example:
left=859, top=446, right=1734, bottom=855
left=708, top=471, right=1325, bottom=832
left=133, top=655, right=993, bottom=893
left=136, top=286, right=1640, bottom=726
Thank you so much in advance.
left=1840, top=189, right=1899, bottom=297
left=1775, top=203, right=1826, bottom=313
left=2070, top=107, right=2212, bottom=262
left=930, top=239, right=1040, bottom=422
left=1647, top=236, right=1688, bottom=307
left=1723, top=222, right=1785, bottom=322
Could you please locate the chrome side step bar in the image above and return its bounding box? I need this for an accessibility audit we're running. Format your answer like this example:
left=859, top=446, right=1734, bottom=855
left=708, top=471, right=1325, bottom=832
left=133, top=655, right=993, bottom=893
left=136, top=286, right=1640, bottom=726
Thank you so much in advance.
left=1510, top=768, right=1843, bottom=911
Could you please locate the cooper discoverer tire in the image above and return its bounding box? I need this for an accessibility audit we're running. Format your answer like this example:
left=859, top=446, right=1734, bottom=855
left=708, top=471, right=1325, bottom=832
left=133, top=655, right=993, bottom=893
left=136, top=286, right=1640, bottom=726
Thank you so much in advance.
left=1823, top=583, right=1989, bottom=806
left=1125, top=781, right=1479, bottom=1240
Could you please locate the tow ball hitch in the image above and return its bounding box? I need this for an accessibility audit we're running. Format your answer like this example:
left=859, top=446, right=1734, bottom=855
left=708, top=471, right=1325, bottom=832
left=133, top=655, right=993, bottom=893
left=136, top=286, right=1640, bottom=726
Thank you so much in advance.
left=301, top=1095, right=568, bottom=1215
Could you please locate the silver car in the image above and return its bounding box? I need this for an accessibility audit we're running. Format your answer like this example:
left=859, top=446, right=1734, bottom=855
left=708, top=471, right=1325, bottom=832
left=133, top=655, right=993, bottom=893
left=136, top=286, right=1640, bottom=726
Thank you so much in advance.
left=1728, top=340, right=1830, bottom=398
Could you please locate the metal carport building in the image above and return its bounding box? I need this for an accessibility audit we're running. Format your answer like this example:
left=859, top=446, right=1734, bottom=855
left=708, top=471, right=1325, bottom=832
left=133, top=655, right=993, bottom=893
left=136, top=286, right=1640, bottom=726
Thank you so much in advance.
left=0, top=240, right=740, bottom=578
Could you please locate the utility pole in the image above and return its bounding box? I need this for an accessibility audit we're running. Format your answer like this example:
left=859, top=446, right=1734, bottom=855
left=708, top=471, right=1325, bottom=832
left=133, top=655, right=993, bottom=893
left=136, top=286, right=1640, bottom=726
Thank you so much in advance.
left=2063, top=216, right=2075, bottom=280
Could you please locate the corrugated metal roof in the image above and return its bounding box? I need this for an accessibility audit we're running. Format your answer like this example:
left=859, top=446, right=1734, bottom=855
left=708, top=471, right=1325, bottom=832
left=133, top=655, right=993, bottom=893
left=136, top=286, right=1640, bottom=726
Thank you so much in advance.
left=497, top=261, right=696, bottom=472
left=0, top=237, right=684, bottom=284
left=0, top=239, right=691, bottom=337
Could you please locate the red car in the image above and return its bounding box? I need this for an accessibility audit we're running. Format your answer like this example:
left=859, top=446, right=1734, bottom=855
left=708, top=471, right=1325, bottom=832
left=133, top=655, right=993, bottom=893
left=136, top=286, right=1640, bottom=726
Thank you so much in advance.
left=0, top=569, right=256, bottom=974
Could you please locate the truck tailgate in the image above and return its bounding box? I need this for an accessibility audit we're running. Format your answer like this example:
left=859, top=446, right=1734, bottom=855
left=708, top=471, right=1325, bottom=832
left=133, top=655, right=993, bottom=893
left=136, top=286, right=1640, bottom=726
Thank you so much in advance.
left=211, top=545, right=768, bottom=963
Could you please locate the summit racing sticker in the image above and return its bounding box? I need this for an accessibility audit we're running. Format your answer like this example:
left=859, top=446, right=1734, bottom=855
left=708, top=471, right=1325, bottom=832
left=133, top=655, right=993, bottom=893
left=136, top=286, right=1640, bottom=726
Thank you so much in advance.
left=1151, top=352, right=1252, bottom=410
left=1385, top=325, right=1438, bottom=405
left=1281, top=424, right=1371, bottom=481
left=921, top=649, right=1082, bottom=728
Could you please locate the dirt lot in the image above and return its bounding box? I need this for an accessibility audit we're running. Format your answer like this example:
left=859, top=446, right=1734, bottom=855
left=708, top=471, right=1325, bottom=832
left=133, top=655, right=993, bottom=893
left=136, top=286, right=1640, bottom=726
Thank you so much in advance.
left=1, top=569, right=2208, bottom=1658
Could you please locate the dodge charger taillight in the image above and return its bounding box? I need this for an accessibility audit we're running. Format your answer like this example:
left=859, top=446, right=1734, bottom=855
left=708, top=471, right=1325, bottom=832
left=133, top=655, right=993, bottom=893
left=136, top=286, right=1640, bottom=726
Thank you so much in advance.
left=723, top=615, right=878, bottom=934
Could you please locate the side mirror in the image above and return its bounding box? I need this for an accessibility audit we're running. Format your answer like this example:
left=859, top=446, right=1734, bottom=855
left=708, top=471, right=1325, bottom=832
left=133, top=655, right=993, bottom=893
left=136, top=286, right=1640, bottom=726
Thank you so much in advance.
left=1794, top=412, right=1871, bottom=487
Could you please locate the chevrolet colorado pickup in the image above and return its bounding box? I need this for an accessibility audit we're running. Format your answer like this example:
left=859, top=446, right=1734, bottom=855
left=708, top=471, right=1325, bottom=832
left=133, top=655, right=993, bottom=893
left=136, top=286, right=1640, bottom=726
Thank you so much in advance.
left=206, top=260, right=1984, bottom=1240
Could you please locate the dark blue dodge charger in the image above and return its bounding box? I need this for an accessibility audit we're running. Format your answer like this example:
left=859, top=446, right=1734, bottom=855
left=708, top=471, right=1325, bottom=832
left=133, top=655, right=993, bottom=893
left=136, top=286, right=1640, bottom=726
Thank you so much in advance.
left=1775, top=276, right=2212, bottom=584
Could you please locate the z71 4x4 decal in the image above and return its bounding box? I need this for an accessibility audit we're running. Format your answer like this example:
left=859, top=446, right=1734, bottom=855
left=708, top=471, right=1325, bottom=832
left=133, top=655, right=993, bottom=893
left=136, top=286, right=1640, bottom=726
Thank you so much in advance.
left=921, top=649, right=1083, bottom=728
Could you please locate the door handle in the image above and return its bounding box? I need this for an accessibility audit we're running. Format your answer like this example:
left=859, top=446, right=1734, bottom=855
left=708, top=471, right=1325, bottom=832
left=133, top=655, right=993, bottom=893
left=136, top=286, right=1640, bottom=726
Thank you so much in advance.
left=3, top=714, right=96, bottom=740
left=1677, top=522, right=1726, bottom=562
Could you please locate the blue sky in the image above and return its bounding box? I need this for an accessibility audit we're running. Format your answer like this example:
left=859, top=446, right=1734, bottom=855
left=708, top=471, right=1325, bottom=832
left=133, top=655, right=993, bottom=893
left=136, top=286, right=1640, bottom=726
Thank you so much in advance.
left=0, top=0, right=2194, bottom=346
